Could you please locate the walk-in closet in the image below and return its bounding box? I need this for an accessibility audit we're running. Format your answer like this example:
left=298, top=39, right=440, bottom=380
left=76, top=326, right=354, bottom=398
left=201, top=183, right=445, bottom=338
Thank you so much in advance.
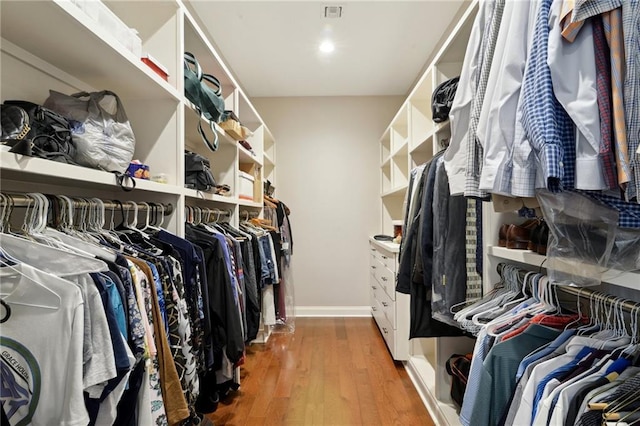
left=1, top=1, right=639, bottom=425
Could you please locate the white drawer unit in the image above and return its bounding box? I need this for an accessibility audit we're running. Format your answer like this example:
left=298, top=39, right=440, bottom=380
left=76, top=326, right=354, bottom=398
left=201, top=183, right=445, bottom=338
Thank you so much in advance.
left=369, top=238, right=410, bottom=361
left=375, top=263, right=396, bottom=301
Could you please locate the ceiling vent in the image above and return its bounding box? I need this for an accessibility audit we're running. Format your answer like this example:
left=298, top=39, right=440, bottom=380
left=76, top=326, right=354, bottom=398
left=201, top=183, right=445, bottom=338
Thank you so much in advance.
left=323, top=5, right=343, bottom=18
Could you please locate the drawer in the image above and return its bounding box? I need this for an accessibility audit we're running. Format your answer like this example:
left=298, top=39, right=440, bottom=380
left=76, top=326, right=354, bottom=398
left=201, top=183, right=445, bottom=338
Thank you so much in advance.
left=378, top=251, right=396, bottom=273
left=376, top=285, right=396, bottom=328
left=375, top=311, right=395, bottom=355
left=375, top=265, right=396, bottom=301
left=371, top=289, right=384, bottom=322
left=370, top=276, right=382, bottom=294
left=370, top=256, right=382, bottom=276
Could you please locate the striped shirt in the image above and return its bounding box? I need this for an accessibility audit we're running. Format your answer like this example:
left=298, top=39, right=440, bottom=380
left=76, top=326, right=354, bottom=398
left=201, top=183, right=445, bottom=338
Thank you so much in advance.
left=572, top=0, right=640, bottom=201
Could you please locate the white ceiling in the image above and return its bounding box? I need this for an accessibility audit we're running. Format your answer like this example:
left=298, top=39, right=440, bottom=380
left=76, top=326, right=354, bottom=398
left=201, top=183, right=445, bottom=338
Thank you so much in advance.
left=189, top=1, right=466, bottom=98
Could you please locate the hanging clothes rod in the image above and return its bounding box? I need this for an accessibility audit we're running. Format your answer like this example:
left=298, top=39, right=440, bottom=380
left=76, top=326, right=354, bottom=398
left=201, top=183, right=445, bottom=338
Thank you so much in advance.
left=184, top=206, right=231, bottom=225
left=240, top=210, right=260, bottom=220
left=184, top=207, right=231, bottom=215
left=496, top=262, right=640, bottom=315
left=0, top=193, right=173, bottom=214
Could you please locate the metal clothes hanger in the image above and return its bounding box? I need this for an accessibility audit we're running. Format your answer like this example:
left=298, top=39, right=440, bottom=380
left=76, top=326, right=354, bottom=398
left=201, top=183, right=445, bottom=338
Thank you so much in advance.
left=0, top=257, right=62, bottom=310
left=455, top=265, right=514, bottom=325
left=154, top=203, right=166, bottom=230
left=138, top=202, right=152, bottom=231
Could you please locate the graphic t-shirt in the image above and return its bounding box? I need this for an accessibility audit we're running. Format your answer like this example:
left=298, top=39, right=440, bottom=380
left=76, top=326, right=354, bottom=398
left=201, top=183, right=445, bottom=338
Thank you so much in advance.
left=0, top=263, right=87, bottom=426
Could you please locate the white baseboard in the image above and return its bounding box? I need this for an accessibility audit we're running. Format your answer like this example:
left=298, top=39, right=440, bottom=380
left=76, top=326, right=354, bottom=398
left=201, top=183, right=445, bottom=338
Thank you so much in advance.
left=405, top=356, right=461, bottom=426
left=294, top=306, right=372, bottom=317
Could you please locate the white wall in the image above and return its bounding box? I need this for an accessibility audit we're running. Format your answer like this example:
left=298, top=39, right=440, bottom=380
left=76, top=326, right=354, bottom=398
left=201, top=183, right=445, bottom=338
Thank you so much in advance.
left=253, top=96, right=402, bottom=315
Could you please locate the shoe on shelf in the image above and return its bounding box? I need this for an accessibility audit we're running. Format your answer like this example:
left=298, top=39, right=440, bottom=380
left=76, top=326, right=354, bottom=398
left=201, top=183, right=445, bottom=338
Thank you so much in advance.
left=528, top=221, right=543, bottom=252
left=498, top=224, right=509, bottom=247
left=499, top=219, right=537, bottom=247
left=536, top=221, right=549, bottom=255
left=505, top=219, right=539, bottom=250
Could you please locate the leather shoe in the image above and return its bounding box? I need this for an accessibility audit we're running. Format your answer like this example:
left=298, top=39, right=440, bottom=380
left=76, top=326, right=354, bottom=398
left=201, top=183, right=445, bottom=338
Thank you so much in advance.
left=498, top=224, right=509, bottom=247
left=528, top=223, right=541, bottom=252
left=499, top=219, right=536, bottom=247
left=536, top=221, right=549, bottom=255
left=506, top=220, right=539, bottom=250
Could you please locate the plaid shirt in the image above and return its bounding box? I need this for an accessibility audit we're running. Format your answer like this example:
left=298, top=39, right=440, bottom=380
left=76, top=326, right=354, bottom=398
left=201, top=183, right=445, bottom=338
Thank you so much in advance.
left=465, top=0, right=505, bottom=199
left=520, top=0, right=575, bottom=193
left=580, top=191, right=640, bottom=228
left=573, top=0, right=640, bottom=201
left=592, top=15, right=618, bottom=189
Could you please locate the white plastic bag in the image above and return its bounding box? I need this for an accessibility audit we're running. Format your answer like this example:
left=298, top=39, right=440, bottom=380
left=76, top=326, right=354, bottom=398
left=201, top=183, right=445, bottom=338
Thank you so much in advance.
left=44, top=90, right=135, bottom=173
left=536, top=190, right=640, bottom=286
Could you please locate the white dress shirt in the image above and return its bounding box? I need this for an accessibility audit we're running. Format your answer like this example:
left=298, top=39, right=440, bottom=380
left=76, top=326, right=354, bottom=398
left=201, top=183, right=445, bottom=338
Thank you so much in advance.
left=548, top=0, right=606, bottom=190
left=538, top=359, right=613, bottom=425
left=444, top=0, right=489, bottom=195
left=477, top=0, right=537, bottom=193
left=513, top=344, right=580, bottom=426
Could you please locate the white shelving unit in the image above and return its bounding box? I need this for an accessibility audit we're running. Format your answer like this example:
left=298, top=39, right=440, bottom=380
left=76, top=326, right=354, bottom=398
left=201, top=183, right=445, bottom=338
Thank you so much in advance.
left=1, top=0, right=278, bottom=352
left=487, top=246, right=640, bottom=291
left=1, top=0, right=277, bottom=234
left=373, top=1, right=640, bottom=424
left=373, top=2, right=481, bottom=425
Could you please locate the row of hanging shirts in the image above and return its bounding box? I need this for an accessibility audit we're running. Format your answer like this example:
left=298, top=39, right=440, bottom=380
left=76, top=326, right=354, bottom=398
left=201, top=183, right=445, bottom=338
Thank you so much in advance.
left=0, top=192, right=285, bottom=426
left=453, top=263, right=640, bottom=426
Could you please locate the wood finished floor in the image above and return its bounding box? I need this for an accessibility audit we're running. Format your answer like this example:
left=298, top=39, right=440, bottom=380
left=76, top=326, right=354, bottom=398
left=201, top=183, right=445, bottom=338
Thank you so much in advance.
left=206, top=317, right=435, bottom=426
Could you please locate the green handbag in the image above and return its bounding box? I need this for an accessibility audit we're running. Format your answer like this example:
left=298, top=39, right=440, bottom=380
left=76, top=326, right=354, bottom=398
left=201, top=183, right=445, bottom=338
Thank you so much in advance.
left=184, top=52, right=224, bottom=151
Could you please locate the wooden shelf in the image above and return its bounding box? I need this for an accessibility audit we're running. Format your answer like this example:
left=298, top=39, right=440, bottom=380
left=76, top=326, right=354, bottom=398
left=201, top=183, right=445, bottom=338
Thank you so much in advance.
left=184, top=102, right=237, bottom=148
left=0, top=151, right=182, bottom=195
left=382, top=185, right=408, bottom=198
left=433, top=120, right=450, bottom=134
left=488, top=245, right=640, bottom=290
left=239, top=144, right=262, bottom=166
left=392, top=140, right=409, bottom=158
left=238, top=199, right=262, bottom=208
left=1, top=1, right=179, bottom=101
left=381, top=155, right=392, bottom=168
left=183, top=188, right=236, bottom=204
left=183, top=11, right=238, bottom=93
left=263, top=153, right=275, bottom=166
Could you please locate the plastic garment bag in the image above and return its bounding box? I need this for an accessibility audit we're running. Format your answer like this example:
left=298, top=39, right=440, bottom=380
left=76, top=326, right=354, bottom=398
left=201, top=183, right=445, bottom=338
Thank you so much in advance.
left=537, top=190, right=640, bottom=286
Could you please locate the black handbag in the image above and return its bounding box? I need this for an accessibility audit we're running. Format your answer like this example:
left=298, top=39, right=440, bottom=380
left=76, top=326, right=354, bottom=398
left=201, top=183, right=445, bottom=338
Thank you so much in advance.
left=431, top=77, right=460, bottom=123
left=185, top=151, right=216, bottom=192
left=445, top=353, right=472, bottom=407
left=1, top=101, right=77, bottom=164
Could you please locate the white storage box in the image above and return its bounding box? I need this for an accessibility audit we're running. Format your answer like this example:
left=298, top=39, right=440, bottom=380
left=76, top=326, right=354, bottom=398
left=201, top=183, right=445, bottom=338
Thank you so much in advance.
left=76, top=0, right=141, bottom=58
left=239, top=171, right=255, bottom=201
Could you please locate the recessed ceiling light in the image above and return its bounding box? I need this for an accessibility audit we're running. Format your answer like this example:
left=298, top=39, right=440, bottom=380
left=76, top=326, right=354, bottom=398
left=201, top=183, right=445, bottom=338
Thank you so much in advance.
left=319, top=40, right=335, bottom=53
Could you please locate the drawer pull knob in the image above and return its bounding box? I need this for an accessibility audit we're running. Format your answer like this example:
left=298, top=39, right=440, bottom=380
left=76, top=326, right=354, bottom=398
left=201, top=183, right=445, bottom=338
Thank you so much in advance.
left=381, top=276, right=388, bottom=282
left=371, top=265, right=377, bottom=269
left=382, top=327, right=388, bottom=333
left=382, top=255, right=388, bottom=259
left=382, top=302, right=388, bottom=307
left=371, top=285, right=377, bottom=289
left=372, top=307, right=377, bottom=311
